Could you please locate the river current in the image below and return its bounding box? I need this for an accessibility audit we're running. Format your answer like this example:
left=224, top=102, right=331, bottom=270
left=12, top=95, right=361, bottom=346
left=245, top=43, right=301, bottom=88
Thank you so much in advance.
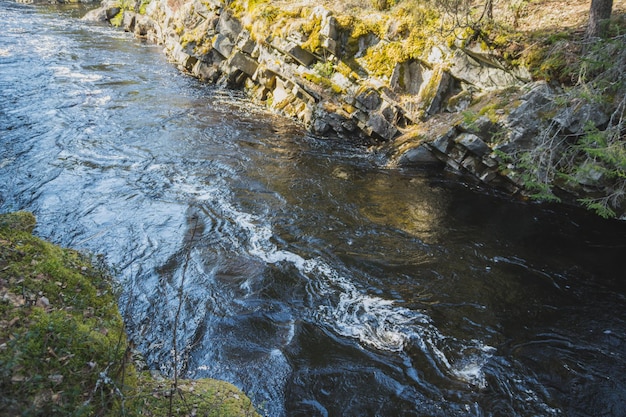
left=1, top=2, right=626, bottom=416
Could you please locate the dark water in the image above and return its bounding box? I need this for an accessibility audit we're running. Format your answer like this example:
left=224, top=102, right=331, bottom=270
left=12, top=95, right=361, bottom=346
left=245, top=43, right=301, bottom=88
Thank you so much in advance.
left=2, top=2, right=626, bottom=416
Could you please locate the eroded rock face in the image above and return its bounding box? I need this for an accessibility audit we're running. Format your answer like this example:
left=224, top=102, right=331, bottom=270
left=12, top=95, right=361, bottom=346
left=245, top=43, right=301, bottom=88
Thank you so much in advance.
left=86, top=0, right=623, bottom=217
left=90, top=0, right=533, bottom=145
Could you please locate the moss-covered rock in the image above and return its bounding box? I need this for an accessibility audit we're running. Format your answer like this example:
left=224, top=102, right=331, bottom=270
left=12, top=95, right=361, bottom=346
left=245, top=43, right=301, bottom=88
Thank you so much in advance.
left=0, top=212, right=260, bottom=417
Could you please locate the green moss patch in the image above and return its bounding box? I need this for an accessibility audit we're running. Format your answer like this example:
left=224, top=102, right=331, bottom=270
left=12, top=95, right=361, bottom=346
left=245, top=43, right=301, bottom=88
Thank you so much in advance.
left=125, top=372, right=260, bottom=416
left=0, top=212, right=260, bottom=416
left=0, top=212, right=130, bottom=416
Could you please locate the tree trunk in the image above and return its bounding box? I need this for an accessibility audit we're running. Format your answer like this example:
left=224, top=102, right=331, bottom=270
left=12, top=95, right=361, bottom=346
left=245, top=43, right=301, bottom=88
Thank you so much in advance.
left=586, top=0, right=613, bottom=39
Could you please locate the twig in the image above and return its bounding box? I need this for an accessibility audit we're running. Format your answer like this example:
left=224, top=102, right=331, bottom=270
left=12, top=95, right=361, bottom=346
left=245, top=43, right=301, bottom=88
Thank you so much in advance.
left=168, top=214, right=200, bottom=417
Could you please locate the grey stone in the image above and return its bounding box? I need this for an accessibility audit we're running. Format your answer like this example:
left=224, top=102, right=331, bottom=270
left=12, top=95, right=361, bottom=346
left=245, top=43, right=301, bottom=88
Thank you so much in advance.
left=553, top=100, right=609, bottom=134
left=271, top=38, right=316, bottom=67
left=396, top=145, right=441, bottom=165
left=236, top=30, right=256, bottom=55
left=227, top=51, right=258, bottom=76
left=420, top=67, right=451, bottom=116
left=105, top=5, right=120, bottom=20
left=134, top=15, right=157, bottom=38
left=446, top=90, right=472, bottom=112
left=122, top=11, right=136, bottom=32
left=216, top=10, right=242, bottom=42
left=380, top=101, right=398, bottom=123
left=355, top=88, right=382, bottom=111
left=320, top=15, right=338, bottom=40
left=213, top=33, right=234, bottom=58
left=366, top=113, right=397, bottom=140
left=82, top=7, right=108, bottom=22
left=449, top=49, right=524, bottom=90
left=455, top=133, right=490, bottom=157
left=390, top=60, right=424, bottom=95
left=192, top=60, right=220, bottom=82
left=429, top=127, right=459, bottom=154
left=322, top=37, right=338, bottom=56
left=253, top=66, right=277, bottom=90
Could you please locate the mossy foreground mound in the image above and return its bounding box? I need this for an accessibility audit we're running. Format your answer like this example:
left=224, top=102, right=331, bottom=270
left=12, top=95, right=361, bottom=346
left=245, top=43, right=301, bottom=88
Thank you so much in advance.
left=0, top=212, right=259, bottom=417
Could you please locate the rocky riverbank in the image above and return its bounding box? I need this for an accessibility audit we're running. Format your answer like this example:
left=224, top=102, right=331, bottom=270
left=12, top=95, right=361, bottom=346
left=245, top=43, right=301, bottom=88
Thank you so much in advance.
left=83, top=0, right=626, bottom=218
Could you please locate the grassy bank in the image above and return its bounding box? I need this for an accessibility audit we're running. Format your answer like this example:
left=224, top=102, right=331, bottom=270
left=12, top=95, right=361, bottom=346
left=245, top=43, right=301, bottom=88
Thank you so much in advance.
left=0, top=212, right=259, bottom=417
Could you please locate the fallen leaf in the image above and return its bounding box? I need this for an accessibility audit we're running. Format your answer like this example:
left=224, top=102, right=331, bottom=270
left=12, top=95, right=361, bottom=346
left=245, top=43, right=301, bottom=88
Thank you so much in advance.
left=48, top=374, right=63, bottom=384
left=11, top=374, right=26, bottom=383
left=36, top=296, right=50, bottom=309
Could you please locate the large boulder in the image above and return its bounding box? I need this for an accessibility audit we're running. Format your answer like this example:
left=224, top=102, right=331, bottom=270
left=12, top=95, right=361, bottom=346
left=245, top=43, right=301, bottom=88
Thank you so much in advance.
left=449, top=49, right=524, bottom=91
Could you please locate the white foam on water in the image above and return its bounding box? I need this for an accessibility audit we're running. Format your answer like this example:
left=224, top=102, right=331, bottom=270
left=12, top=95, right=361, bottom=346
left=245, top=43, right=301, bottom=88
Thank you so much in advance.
left=50, top=65, right=103, bottom=82
left=212, top=194, right=495, bottom=387
left=449, top=343, right=496, bottom=389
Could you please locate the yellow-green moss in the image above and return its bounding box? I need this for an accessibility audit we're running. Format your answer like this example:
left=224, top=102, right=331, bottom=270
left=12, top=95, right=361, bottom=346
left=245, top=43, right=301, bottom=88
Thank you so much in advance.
left=110, top=11, right=124, bottom=27
left=302, top=72, right=343, bottom=94
left=360, top=41, right=406, bottom=78
left=300, top=14, right=323, bottom=53
left=124, top=372, right=260, bottom=416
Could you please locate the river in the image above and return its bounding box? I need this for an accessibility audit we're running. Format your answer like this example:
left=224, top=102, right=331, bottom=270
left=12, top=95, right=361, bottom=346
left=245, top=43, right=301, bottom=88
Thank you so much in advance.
left=1, top=2, right=625, bottom=416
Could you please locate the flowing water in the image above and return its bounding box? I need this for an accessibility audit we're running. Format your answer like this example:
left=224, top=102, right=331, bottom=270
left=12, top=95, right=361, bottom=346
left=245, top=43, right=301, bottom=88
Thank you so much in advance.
left=2, top=2, right=626, bottom=416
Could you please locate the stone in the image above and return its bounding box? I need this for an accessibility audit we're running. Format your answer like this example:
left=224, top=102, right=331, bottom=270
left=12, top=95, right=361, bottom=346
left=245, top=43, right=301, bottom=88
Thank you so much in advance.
left=448, top=145, right=468, bottom=164
left=82, top=7, right=108, bottom=22
left=390, top=60, right=424, bottom=95
left=354, top=87, right=382, bottom=111
left=271, top=78, right=295, bottom=110
left=417, top=65, right=451, bottom=116
left=396, top=145, right=441, bottom=166
left=134, top=15, right=158, bottom=39
left=320, top=15, right=338, bottom=40
left=458, top=116, right=495, bottom=138
left=184, top=55, right=198, bottom=71
left=553, top=99, right=609, bottom=134
left=330, top=72, right=353, bottom=92
left=192, top=60, right=220, bottom=82
left=227, top=51, right=258, bottom=76
left=430, top=127, right=458, bottom=154
left=380, top=101, right=398, bottom=123
left=427, top=46, right=446, bottom=64
left=213, top=33, right=234, bottom=58
left=322, top=37, right=338, bottom=56
left=503, top=81, right=556, bottom=149
left=320, top=15, right=339, bottom=55
left=253, top=66, right=277, bottom=90
left=271, top=38, right=316, bottom=67
left=455, top=133, right=491, bottom=157
left=170, top=42, right=190, bottom=66
left=461, top=154, right=483, bottom=172
left=313, top=118, right=331, bottom=135
left=463, top=44, right=532, bottom=83
left=216, top=10, right=242, bottom=42
left=480, top=170, right=497, bottom=183
left=192, top=0, right=214, bottom=17
left=446, top=90, right=472, bottom=112
left=449, top=49, right=524, bottom=91
left=366, top=113, right=397, bottom=141
left=291, top=84, right=316, bottom=105
left=122, top=11, right=136, bottom=32
left=236, top=30, right=256, bottom=55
